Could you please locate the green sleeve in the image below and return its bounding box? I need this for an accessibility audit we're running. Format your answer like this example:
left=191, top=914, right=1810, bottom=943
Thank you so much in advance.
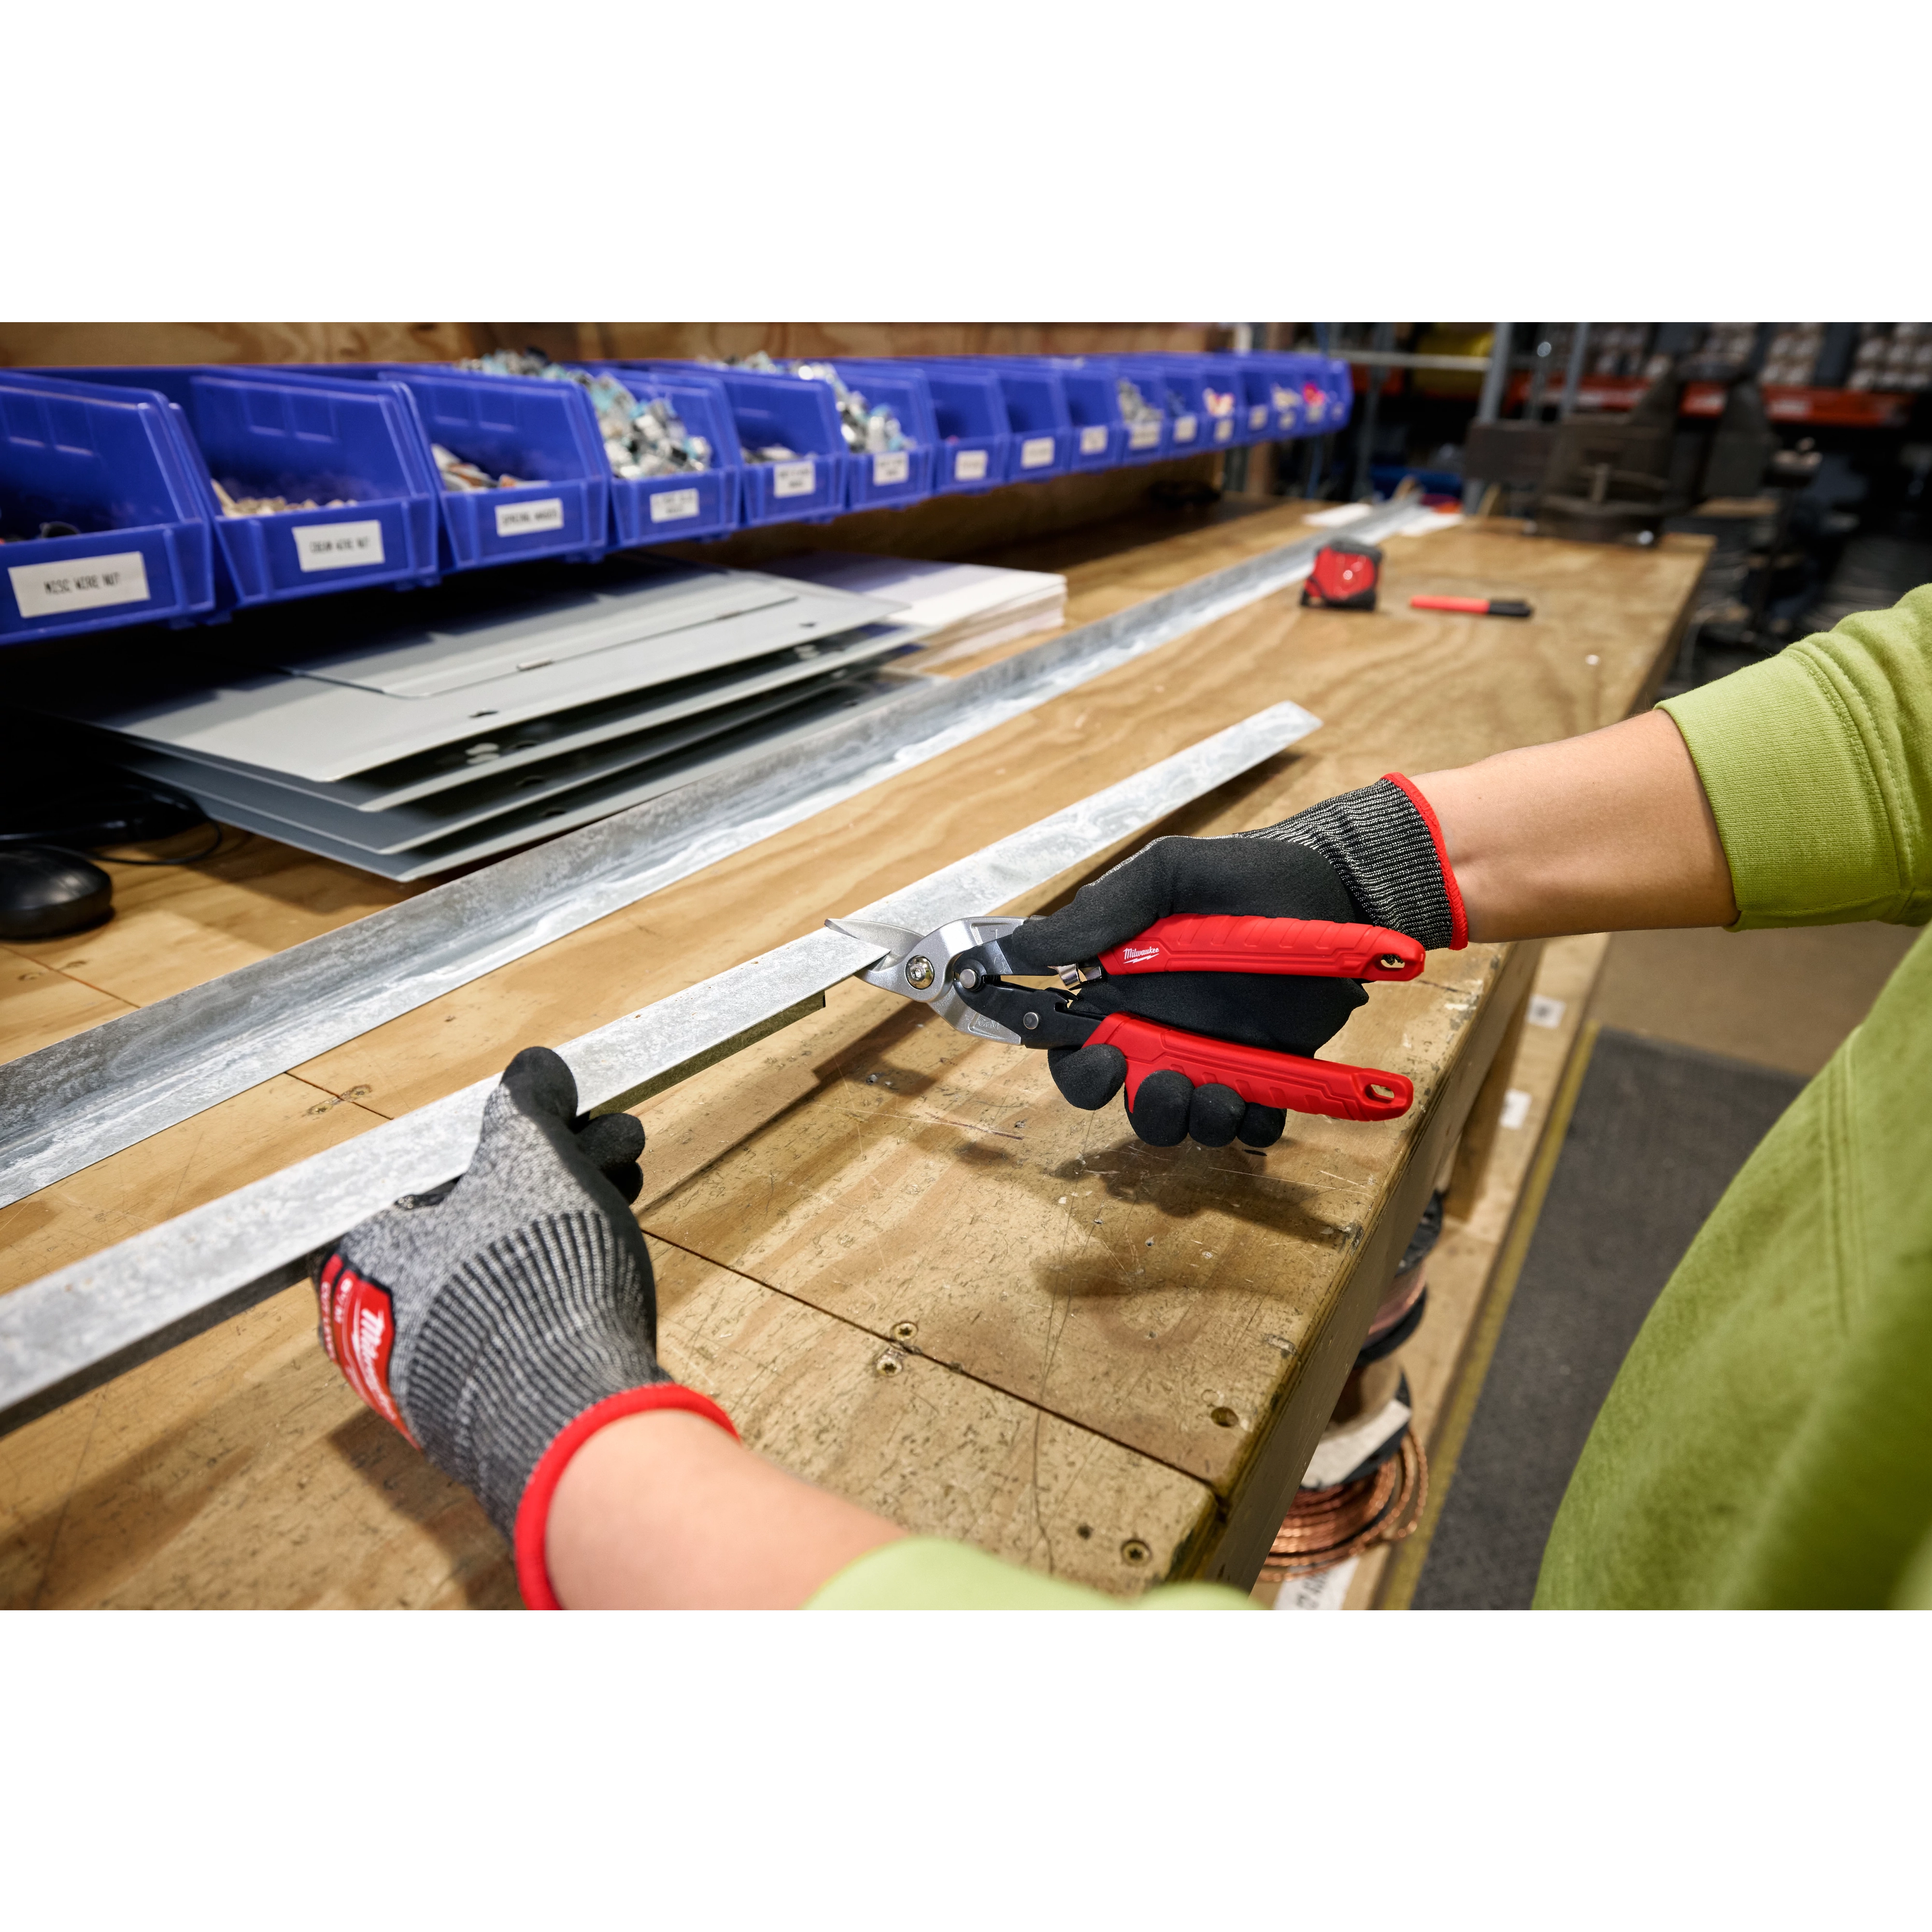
left=1658, top=584, right=1932, bottom=928
left=803, top=1537, right=1256, bottom=1610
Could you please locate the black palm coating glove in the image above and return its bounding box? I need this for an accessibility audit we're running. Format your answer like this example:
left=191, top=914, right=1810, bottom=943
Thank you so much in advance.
left=312, top=1045, right=736, bottom=1606
left=1001, top=778, right=1464, bottom=1150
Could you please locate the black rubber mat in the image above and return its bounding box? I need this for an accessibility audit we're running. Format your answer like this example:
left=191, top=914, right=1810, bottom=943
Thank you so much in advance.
left=1411, top=1027, right=1806, bottom=1610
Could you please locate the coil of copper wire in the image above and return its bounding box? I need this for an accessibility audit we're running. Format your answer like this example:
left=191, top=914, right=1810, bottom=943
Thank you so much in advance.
left=1259, top=1432, right=1429, bottom=1582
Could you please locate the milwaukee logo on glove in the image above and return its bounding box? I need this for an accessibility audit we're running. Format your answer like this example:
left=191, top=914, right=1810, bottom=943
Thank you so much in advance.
left=317, top=1253, right=416, bottom=1445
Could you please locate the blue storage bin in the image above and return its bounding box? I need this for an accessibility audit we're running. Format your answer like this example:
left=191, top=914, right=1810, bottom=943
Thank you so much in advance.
left=1234, top=352, right=1353, bottom=439
left=1309, top=354, right=1353, bottom=434
left=623, top=363, right=848, bottom=527
left=898, top=358, right=1077, bottom=482
left=356, top=365, right=613, bottom=569
left=1055, top=364, right=1126, bottom=469
left=978, top=363, right=1075, bottom=482
left=873, top=361, right=1010, bottom=494
left=1208, top=354, right=1280, bottom=445
left=716, top=359, right=935, bottom=512
left=563, top=363, right=741, bottom=547
left=1192, top=357, right=1245, bottom=449
left=56, top=366, right=441, bottom=608
left=1116, top=356, right=1202, bottom=457
left=1078, top=358, right=1164, bottom=465
left=1002, top=358, right=1125, bottom=469
left=1225, top=352, right=1315, bottom=439
left=795, top=363, right=936, bottom=511
left=0, top=371, right=216, bottom=644
left=1120, top=354, right=1244, bottom=450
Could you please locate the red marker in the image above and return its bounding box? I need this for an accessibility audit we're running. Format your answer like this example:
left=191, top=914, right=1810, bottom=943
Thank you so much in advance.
left=1410, top=594, right=1534, bottom=618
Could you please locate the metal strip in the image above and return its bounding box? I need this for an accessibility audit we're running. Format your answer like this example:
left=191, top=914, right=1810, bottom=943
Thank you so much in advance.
left=0, top=699, right=1321, bottom=1433
left=0, top=498, right=1418, bottom=1209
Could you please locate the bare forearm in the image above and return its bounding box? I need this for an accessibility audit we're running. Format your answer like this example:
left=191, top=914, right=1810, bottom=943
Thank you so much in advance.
left=544, top=1409, right=904, bottom=1609
left=1412, top=710, right=1737, bottom=940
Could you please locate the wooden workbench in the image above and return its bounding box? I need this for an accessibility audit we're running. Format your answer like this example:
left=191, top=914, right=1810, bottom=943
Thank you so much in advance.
left=0, top=505, right=1708, bottom=1608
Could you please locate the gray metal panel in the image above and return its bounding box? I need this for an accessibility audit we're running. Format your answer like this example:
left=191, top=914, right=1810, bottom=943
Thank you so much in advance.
left=102, top=622, right=920, bottom=812
left=31, top=568, right=900, bottom=780
left=0, top=699, right=1322, bottom=1433
left=276, top=570, right=800, bottom=696
left=0, top=497, right=1419, bottom=1208
left=122, top=675, right=912, bottom=876
left=114, top=672, right=914, bottom=855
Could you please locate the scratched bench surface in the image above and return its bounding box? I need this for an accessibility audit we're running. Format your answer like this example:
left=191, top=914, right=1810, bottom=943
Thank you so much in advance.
left=0, top=510, right=1708, bottom=1606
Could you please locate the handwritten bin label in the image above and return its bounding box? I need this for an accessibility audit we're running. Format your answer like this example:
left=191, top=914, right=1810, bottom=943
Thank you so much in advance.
left=293, top=519, right=385, bottom=572
left=495, top=497, right=565, bottom=538
left=648, top=487, right=701, bottom=524
left=9, top=549, right=151, bottom=619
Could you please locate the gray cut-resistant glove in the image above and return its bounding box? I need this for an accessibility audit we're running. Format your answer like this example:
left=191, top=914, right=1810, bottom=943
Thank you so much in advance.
left=312, top=1046, right=668, bottom=1543
left=999, top=777, right=1465, bottom=1150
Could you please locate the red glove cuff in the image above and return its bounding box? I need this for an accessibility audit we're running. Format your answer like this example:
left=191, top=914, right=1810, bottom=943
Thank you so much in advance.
left=513, top=1383, right=740, bottom=1610
left=1382, top=772, right=1469, bottom=949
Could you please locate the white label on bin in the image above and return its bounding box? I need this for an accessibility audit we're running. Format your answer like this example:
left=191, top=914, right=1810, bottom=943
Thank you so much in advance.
left=1173, top=413, right=1198, bottom=443
left=495, top=497, right=564, bottom=538
left=954, top=449, right=989, bottom=482
left=1128, top=420, right=1161, bottom=450
left=872, top=451, right=909, bottom=486
left=1214, top=416, right=1234, bottom=442
left=649, top=487, right=701, bottom=524
left=1020, top=435, right=1055, bottom=469
left=9, top=549, right=151, bottom=619
left=1079, top=425, right=1108, bottom=455
left=772, top=459, right=816, bottom=498
left=294, top=519, right=385, bottom=571
left=1249, top=402, right=1269, bottom=429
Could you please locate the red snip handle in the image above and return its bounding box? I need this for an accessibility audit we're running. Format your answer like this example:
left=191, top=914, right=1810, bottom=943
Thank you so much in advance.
left=1097, top=914, right=1423, bottom=982
left=1088, top=1012, right=1413, bottom=1122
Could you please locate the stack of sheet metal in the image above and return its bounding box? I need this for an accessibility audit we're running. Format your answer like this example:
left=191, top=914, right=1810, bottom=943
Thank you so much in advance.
left=18, top=554, right=937, bottom=880
left=760, top=553, right=1065, bottom=666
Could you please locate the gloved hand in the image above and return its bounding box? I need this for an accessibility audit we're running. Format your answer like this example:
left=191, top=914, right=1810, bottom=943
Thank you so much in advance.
left=311, top=1044, right=735, bottom=1607
left=999, top=776, right=1466, bottom=1149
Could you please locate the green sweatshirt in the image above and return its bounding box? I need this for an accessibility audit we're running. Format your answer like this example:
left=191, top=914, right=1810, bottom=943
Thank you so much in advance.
left=815, top=586, right=1932, bottom=1610
left=1538, top=584, right=1932, bottom=1608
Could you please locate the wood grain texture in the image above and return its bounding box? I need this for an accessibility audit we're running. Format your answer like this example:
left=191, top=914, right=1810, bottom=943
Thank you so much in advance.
left=653, top=1245, right=1216, bottom=1595
left=0, top=945, right=136, bottom=1059
left=0, top=322, right=1209, bottom=372
left=0, top=1275, right=516, bottom=1610
left=0, top=824, right=416, bottom=1010
left=0, top=1236, right=1211, bottom=1606
left=0, top=322, right=478, bottom=369
left=0, top=510, right=1707, bottom=1607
